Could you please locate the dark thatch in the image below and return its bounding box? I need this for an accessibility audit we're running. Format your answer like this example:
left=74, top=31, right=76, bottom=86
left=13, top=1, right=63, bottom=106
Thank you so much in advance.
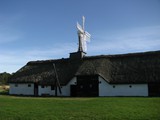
left=9, top=51, right=160, bottom=85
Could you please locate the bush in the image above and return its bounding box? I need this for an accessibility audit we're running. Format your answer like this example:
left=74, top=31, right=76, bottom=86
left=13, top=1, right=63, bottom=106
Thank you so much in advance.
left=0, top=72, right=11, bottom=85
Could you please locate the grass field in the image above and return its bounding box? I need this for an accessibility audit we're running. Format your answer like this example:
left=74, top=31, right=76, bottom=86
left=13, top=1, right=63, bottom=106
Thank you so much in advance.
left=0, top=95, right=159, bottom=120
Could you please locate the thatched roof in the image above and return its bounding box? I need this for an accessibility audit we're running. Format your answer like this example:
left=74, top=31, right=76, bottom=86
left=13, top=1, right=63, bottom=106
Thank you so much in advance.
left=9, top=51, right=160, bottom=85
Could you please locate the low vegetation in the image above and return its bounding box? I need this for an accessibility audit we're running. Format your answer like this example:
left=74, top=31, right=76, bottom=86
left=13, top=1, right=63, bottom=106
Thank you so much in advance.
left=0, top=72, right=10, bottom=95
left=0, top=85, right=9, bottom=95
left=0, top=72, right=11, bottom=85
left=0, top=96, right=159, bottom=120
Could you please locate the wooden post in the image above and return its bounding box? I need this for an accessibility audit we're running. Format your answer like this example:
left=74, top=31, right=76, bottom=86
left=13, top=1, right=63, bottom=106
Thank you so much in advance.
left=53, top=63, right=62, bottom=96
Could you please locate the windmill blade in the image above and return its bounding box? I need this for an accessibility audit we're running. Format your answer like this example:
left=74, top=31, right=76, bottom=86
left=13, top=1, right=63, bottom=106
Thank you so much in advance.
left=85, top=31, right=91, bottom=38
left=82, top=39, right=87, bottom=52
left=82, top=16, right=85, bottom=30
left=77, top=16, right=91, bottom=52
left=83, top=34, right=87, bottom=41
left=84, top=31, right=91, bottom=42
left=77, top=22, right=84, bottom=33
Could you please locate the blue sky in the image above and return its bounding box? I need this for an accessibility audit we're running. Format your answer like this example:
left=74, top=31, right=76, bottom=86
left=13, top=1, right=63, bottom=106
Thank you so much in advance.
left=0, top=0, right=160, bottom=73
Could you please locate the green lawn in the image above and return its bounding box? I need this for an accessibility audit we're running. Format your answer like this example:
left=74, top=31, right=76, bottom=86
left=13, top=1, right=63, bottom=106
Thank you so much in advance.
left=0, top=96, right=159, bottom=120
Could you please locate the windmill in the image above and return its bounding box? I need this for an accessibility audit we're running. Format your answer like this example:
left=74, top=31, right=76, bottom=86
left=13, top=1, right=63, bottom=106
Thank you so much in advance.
left=77, top=16, right=91, bottom=52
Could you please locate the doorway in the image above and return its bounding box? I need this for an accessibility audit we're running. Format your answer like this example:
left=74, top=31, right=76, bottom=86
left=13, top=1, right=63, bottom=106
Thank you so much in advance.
left=70, top=85, right=77, bottom=97
left=73, top=75, right=99, bottom=97
left=34, top=83, right=38, bottom=96
left=148, top=83, right=160, bottom=97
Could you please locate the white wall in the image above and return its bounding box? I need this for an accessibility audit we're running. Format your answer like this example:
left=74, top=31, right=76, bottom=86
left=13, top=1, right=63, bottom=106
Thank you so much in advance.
left=99, top=76, right=148, bottom=96
left=9, top=83, right=34, bottom=95
left=38, top=77, right=77, bottom=96
left=59, top=77, right=77, bottom=96
left=9, top=77, right=148, bottom=97
left=38, top=86, right=54, bottom=96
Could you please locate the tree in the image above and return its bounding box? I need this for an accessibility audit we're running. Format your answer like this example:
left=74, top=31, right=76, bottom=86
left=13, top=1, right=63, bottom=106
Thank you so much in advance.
left=0, top=72, right=11, bottom=85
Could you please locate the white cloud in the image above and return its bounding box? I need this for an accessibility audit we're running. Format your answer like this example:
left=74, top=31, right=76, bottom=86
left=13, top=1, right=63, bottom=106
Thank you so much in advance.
left=0, top=43, right=76, bottom=73
left=88, top=26, right=160, bottom=54
left=26, top=43, right=75, bottom=58
left=1, top=25, right=160, bottom=73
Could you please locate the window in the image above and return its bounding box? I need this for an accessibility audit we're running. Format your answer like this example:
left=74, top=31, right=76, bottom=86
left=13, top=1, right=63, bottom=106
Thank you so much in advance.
left=15, top=84, right=18, bottom=87
left=28, top=84, right=31, bottom=87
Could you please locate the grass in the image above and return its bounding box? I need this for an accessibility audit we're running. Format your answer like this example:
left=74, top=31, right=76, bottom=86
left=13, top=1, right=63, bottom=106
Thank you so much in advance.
left=0, top=96, right=159, bottom=120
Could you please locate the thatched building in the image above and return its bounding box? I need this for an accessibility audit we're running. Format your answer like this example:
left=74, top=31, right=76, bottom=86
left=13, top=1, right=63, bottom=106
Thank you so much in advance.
left=8, top=17, right=160, bottom=97
left=9, top=50, right=160, bottom=97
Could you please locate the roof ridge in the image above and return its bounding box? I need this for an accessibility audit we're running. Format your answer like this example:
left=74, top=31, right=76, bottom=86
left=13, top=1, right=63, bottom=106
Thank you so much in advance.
left=84, top=50, right=160, bottom=59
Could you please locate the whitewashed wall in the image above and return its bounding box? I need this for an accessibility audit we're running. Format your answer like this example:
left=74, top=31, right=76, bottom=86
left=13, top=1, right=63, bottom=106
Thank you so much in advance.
left=58, top=77, right=77, bottom=96
left=38, top=77, right=77, bottom=96
left=9, top=83, right=34, bottom=95
left=38, top=86, right=54, bottom=96
left=9, top=76, right=148, bottom=97
left=99, top=76, right=148, bottom=96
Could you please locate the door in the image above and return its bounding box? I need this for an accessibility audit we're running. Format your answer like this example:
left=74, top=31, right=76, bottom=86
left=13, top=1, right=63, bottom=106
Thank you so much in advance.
left=76, top=75, right=99, bottom=97
left=70, top=85, right=77, bottom=97
left=148, top=83, right=160, bottom=97
left=34, top=83, right=38, bottom=96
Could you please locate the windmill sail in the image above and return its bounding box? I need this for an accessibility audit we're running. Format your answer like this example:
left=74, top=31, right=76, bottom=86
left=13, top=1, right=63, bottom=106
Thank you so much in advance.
left=77, top=22, right=83, bottom=33
left=82, top=28, right=91, bottom=51
left=85, top=31, right=91, bottom=40
left=77, top=16, right=91, bottom=52
left=82, top=16, right=85, bottom=30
